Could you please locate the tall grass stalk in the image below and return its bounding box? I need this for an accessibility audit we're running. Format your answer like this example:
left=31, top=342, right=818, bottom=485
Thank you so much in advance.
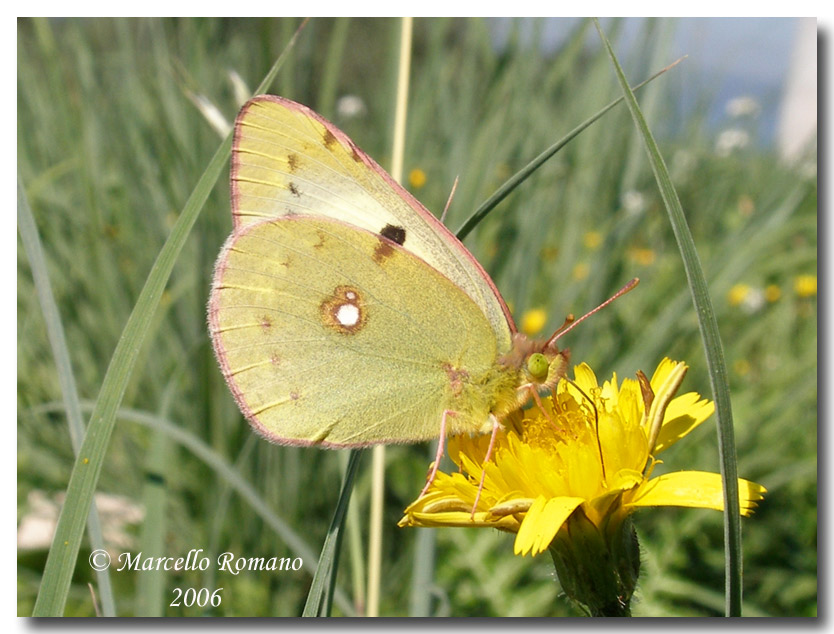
left=367, top=17, right=414, bottom=618
left=18, top=178, right=116, bottom=617
left=595, top=19, right=742, bottom=615
left=29, top=22, right=307, bottom=616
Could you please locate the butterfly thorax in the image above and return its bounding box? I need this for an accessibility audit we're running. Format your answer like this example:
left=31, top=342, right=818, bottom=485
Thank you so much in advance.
left=443, top=334, right=570, bottom=436
left=443, top=360, right=522, bottom=435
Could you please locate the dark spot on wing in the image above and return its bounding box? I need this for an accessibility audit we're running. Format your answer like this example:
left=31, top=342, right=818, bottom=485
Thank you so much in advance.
left=373, top=225, right=407, bottom=264
left=380, top=224, right=406, bottom=245
left=373, top=240, right=394, bottom=264
left=287, top=153, right=299, bottom=172
left=323, top=129, right=337, bottom=149
left=288, top=182, right=301, bottom=197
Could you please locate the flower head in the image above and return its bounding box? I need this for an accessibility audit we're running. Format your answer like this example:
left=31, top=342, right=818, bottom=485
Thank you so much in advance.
left=400, top=359, right=766, bottom=614
left=794, top=274, right=817, bottom=298
left=520, top=308, right=547, bottom=336
left=408, top=168, right=427, bottom=189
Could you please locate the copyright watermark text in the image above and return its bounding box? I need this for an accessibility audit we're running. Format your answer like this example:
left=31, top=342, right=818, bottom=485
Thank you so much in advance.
left=89, top=548, right=303, bottom=575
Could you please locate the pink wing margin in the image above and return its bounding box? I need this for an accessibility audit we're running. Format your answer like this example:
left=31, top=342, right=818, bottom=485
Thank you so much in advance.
left=229, top=94, right=517, bottom=334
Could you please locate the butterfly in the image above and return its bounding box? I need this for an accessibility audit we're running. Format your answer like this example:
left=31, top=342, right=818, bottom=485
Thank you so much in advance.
left=208, top=95, right=633, bottom=498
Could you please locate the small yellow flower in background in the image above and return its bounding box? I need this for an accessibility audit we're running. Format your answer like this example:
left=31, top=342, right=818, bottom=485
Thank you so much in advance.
left=728, top=283, right=753, bottom=307
left=728, top=283, right=765, bottom=313
left=765, top=284, right=781, bottom=303
left=400, top=359, right=765, bottom=616
left=794, top=274, right=817, bottom=298
left=520, top=308, right=547, bottom=336
left=540, top=246, right=559, bottom=261
left=408, top=167, right=427, bottom=189
left=628, top=247, right=656, bottom=267
left=572, top=262, right=589, bottom=280
left=583, top=231, right=602, bottom=250
left=494, top=162, right=512, bottom=182
left=733, top=358, right=752, bottom=377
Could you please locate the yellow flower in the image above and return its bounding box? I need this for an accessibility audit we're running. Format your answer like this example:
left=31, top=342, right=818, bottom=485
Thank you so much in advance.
left=572, top=262, right=589, bottom=280
left=539, top=246, right=559, bottom=261
left=628, top=247, right=656, bottom=267
left=400, top=359, right=766, bottom=615
left=401, top=359, right=764, bottom=554
left=728, top=283, right=752, bottom=306
left=583, top=231, right=602, bottom=250
left=408, top=168, right=427, bottom=189
left=733, top=359, right=752, bottom=376
left=794, top=274, right=817, bottom=298
left=765, top=284, right=781, bottom=303
left=520, top=308, right=547, bottom=336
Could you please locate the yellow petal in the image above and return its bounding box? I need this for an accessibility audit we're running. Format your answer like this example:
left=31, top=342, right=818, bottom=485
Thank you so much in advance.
left=514, top=495, right=584, bottom=556
left=649, top=358, right=683, bottom=389
left=625, top=471, right=766, bottom=516
left=653, top=393, right=715, bottom=453
left=401, top=509, right=520, bottom=531
left=572, top=363, right=599, bottom=393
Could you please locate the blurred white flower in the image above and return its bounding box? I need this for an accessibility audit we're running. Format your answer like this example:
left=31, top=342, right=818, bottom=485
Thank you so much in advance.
left=18, top=490, right=144, bottom=550
left=726, top=96, right=761, bottom=118
left=715, top=129, right=750, bottom=157
left=228, top=69, right=251, bottom=108
left=187, top=91, right=232, bottom=138
left=621, top=190, right=647, bottom=215
left=337, top=95, right=367, bottom=119
left=741, top=287, right=766, bottom=313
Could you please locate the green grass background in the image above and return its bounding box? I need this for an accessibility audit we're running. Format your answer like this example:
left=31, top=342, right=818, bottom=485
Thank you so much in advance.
left=17, top=17, right=816, bottom=616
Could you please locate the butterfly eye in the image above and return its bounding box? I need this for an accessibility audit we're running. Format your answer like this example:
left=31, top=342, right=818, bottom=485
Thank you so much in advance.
left=527, top=353, right=549, bottom=381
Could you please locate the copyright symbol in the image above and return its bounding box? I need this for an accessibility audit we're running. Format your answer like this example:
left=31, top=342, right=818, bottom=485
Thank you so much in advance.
left=89, top=549, right=111, bottom=571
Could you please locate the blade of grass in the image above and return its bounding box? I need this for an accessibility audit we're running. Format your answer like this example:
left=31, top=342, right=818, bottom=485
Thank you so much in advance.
left=367, top=16, right=414, bottom=618
left=455, top=56, right=684, bottom=241
left=30, top=401, right=355, bottom=616
left=135, top=384, right=179, bottom=617
left=303, top=450, right=364, bottom=617
left=317, top=18, right=351, bottom=117
left=18, top=175, right=116, bottom=617
left=593, top=19, right=742, bottom=616
left=31, top=126, right=231, bottom=619
left=31, top=22, right=309, bottom=616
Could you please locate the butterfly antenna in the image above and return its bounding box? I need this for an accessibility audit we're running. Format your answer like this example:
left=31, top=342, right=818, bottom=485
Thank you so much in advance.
left=546, top=278, right=639, bottom=348
left=440, top=176, right=460, bottom=225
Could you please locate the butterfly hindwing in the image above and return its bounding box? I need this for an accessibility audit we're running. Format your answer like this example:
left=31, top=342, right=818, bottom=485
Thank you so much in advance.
left=209, top=216, right=506, bottom=446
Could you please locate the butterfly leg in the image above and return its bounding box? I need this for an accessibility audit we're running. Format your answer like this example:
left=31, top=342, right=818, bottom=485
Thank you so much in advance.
left=522, top=384, right=564, bottom=434
left=420, top=409, right=457, bottom=498
left=471, top=415, right=501, bottom=518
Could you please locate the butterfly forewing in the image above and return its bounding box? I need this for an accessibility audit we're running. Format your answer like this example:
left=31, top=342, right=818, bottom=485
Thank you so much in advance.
left=232, top=96, right=514, bottom=350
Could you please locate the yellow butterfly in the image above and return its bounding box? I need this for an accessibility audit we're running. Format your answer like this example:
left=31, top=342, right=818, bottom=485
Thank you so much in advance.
left=208, top=96, right=631, bottom=494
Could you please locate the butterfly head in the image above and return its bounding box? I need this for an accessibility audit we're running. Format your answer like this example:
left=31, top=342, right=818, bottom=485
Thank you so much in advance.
left=525, top=346, right=570, bottom=391
left=500, top=334, right=571, bottom=394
